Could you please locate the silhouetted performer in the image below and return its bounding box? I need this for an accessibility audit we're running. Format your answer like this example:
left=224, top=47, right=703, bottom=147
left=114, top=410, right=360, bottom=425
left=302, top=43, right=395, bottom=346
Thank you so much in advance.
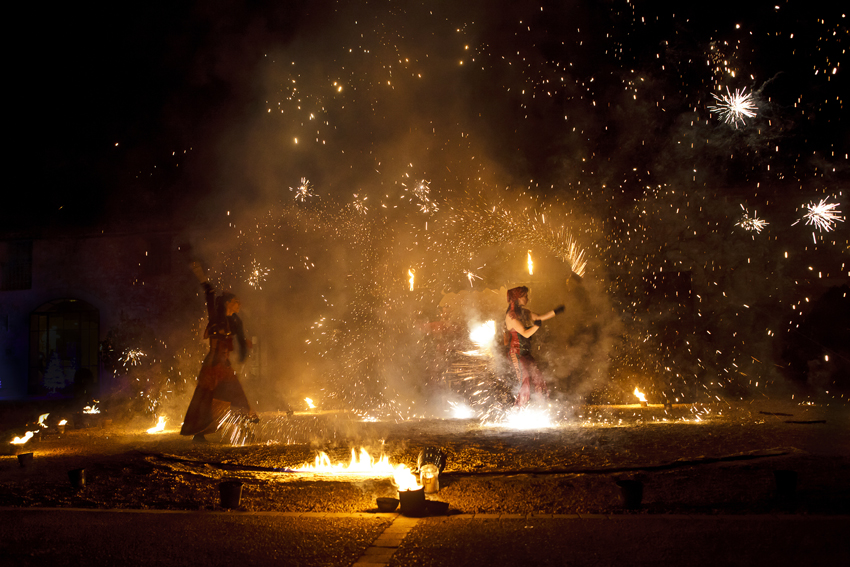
left=181, top=262, right=257, bottom=442
left=504, top=286, right=564, bottom=407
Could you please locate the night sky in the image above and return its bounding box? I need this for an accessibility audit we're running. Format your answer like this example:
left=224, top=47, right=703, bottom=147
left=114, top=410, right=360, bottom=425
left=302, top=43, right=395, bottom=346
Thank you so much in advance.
left=8, top=1, right=848, bottom=414
left=11, top=1, right=847, bottom=228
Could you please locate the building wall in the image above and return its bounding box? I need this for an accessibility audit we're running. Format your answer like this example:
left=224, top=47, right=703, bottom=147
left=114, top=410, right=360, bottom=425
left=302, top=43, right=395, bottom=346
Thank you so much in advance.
left=0, top=232, right=197, bottom=400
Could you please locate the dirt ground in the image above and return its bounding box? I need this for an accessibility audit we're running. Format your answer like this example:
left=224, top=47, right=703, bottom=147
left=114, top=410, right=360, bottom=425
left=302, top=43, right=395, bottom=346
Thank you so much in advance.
left=1, top=399, right=848, bottom=516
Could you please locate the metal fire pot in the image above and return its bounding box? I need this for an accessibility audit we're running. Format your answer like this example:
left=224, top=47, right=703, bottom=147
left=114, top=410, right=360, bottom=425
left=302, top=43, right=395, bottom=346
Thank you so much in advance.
left=398, top=487, right=426, bottom=516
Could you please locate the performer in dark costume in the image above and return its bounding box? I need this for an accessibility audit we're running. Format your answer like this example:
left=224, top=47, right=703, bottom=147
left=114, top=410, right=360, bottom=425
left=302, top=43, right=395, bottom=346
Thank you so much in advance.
left=181, top=262, right=257, bottom=442
left=504, top=286, right=564, bottom=407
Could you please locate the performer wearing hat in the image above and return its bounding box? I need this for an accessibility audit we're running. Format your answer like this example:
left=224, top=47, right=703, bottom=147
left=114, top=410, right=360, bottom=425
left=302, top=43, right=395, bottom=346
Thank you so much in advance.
left=504, top=286, right=564, bottom=407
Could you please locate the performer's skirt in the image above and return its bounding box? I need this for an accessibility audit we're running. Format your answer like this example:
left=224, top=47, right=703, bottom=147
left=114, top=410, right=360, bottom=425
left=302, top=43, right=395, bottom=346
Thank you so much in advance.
left=180, top=361, right=251, bottom=436
left=510, top=352, right=549, bottom=407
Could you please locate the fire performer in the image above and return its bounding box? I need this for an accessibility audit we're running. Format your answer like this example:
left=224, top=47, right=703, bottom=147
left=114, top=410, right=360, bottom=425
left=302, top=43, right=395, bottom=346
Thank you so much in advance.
left=181, top=262, right=258, bottom=442
left=504, top=286, right=564, bottom=407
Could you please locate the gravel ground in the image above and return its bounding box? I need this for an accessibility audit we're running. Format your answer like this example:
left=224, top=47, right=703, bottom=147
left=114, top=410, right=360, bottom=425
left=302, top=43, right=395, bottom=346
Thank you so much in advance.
left=1, top=400, right=848, bottom=516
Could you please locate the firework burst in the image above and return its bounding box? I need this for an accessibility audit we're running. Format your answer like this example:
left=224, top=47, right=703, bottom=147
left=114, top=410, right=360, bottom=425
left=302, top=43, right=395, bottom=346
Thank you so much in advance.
left=801, top=197, right=843, bottom=233
left=408, top=180, right=439, bottom=213
left=736, top=205, right=768, bottom=233
left=290, top=177, right=315, bottom=202
left=120, top=348, right=146, bottom=368
left=352, top=194, right=368, bottom=214
left=247, top=259, right=271, bottom=289
left=709, top=87, right=757, bottom=127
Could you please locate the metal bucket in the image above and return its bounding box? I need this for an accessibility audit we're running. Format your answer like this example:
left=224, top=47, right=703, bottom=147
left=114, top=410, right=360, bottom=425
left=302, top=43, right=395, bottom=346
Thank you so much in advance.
left=398, top=487, right=426, bottom=517
left=616, top=479, right=643, bottom=509
left=68, top=468, right=86, bottom=489
left=774, top=470, right=798, bottom=497
left=219, top=480, right=244, bottom=509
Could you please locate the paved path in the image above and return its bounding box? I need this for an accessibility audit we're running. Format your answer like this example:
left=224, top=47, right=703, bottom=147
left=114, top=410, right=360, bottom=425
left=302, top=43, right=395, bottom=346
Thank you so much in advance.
left=1, top=508, right=848, bottom=567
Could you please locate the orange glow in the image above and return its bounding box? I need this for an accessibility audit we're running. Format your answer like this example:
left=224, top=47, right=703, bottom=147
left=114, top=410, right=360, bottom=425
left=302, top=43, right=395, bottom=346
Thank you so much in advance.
left=146, top=416, right=167, bottom=434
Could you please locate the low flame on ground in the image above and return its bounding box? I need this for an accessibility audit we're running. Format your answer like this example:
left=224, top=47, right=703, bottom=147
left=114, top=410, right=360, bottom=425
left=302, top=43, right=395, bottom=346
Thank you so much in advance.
left=146, top=416, right=167, bottom=434
left=294, top=447, right=419, bottom=490
left=305, top=397, right=316, bottom=409
left=83, top=402, right=101, bottom=414
left=633, top=387, right=647, bottom=403
left=11, top=431, right=35, bottom=445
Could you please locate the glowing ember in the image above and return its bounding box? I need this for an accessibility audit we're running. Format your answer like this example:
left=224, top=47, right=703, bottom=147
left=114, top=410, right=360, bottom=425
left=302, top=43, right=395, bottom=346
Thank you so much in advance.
left=83, top=403, right=101, bottom=414
left=465, top=270, right=482, bottom=287
left=408, top=269, right=415, bottom=291
left=469, top=320, right=496, bottom=346
left=11, top=431, right=35, bottom=445
left=634, top=387, right=648, bottom=403
left=527, top=250, right=534, bottom=275
left=305, top=397, right=316, bottom=409
left=146, top=416, right=167, bottom=434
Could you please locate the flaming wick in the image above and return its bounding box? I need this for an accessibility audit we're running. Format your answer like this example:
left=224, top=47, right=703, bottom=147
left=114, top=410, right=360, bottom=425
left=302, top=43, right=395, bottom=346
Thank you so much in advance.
left=527, top=251, right=534, bottom=275
left=408, top=269, right=415, bottom=291
left=305, top=397, right=316, bottom=409
left=633, top=387, right=648, bottom=405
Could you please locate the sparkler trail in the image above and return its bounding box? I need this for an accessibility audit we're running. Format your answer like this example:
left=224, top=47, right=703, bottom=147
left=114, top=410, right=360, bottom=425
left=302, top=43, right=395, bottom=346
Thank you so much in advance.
left=708, top=87, right=757, bottom=127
